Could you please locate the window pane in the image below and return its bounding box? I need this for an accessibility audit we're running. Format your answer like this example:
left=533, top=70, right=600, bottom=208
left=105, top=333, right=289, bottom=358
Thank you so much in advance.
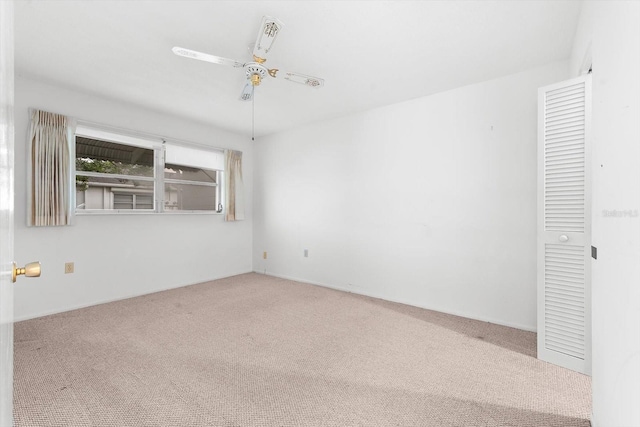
left=76, top=180, right=154, bottom=210
left=76, top=137, right=154, bottom=177
left=76, top=136, right=156, bottom=211
left=164, top=183, right=217, bottom=211
left=164, top=163, right=217, bottom=184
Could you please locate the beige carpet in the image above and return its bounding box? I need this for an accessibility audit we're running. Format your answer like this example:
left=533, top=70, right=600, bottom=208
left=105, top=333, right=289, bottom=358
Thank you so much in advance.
left=14, top=273, right=591, bottom=426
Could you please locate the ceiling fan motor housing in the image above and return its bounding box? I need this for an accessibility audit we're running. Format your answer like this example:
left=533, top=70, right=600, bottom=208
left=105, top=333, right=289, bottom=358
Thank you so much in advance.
left=246, top=63, right=267, bottom=86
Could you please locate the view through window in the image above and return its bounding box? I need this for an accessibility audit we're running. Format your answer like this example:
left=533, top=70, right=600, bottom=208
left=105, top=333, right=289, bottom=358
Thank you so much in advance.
left=75, top=134, right=222, bottom=213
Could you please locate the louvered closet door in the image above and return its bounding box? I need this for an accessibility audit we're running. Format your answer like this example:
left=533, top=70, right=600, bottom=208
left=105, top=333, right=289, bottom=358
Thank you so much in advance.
left=537, top=75, right=591, bottom=375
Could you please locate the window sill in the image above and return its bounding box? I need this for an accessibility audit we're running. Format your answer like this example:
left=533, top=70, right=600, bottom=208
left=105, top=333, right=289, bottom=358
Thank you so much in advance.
left=75, top=210, right=224, bottom=215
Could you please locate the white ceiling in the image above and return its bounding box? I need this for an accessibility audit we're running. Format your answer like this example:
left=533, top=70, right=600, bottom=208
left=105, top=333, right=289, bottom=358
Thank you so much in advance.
left=15, top=0, right=582, bottom=138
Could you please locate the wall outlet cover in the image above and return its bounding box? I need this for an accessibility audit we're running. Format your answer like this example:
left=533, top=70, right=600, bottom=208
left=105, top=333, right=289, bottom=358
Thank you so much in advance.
left=64, top=262, right=74, bottom=274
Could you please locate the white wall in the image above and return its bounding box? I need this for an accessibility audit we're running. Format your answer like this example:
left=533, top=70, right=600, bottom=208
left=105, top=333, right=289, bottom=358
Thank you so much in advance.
left=14, top=76, right=253, bottom=320
left=571, top=2, right=640, bottom=426
left=253, top=61, right=569, bottom=331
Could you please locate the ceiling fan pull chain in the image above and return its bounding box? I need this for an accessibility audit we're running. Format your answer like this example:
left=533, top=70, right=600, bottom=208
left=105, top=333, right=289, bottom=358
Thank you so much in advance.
left=252, top=89, right=255, bottom=141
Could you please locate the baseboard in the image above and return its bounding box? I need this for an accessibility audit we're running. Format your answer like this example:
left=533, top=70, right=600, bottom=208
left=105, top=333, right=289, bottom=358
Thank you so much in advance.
left=254, top=270, right=537, bottom=333
left=18, top=269, right=537, bottom=333
left=14, top=270, right=254, bottom=322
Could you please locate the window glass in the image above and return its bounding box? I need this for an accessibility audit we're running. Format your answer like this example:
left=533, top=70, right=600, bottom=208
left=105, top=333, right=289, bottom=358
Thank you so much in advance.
left=76, top=137, right=154, bottom=177
left=75, top=137, right=155, bottom=211
left=164, top=163, right=219, bottom=211
left=164, top=183, right=217, bottom=211
left=164, top=163, right=217, bottom=184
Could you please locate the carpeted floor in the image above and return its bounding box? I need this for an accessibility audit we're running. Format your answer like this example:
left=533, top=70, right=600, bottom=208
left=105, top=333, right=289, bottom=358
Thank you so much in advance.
left=13, top=273, right=591, bottom=426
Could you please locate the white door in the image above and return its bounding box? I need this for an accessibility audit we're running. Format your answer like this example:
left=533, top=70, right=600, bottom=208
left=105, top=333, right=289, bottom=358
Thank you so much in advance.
left=537, top=74, right=592, bottom=375
left=0, top=1, right=15, bottom=424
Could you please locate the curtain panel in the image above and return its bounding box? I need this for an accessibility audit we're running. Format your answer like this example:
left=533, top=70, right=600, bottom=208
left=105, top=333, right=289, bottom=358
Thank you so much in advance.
left=28, top=109, right=75, bottom=226
left=224, top=149, right=244, bottom=221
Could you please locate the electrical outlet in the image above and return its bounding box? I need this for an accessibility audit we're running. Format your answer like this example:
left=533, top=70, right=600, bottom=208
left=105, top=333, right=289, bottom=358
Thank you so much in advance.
left=263, top=251, right=267, bottom=260
left=64, top=262, right=74, bottom=274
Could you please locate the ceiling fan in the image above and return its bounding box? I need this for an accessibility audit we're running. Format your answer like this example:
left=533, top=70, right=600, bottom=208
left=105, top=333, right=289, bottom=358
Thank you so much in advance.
left=172, top=16, right=325, bottom=103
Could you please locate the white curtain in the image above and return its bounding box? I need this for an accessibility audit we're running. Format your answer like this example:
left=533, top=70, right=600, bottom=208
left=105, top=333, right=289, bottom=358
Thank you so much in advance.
left=28, top=109, right=74, bottom=226
left=224, top=149, right=244, bottom=221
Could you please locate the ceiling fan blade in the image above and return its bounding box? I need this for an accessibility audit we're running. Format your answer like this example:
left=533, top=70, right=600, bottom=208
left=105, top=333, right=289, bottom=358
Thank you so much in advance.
left=172, top=47, right=244, bottom=68
left=239, top=82, right=254, bottom=101
left=252, top=16, right=284, bottom=63
left=281, top=71, right=325, bottom=88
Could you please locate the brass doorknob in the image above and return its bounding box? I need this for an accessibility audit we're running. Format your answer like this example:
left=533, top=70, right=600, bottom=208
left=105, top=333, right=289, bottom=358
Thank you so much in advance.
left=12, top=261, right=41, bottom=283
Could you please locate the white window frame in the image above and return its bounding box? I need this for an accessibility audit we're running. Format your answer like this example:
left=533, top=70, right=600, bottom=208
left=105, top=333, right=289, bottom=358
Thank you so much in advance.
left=74, top=122, right=224, bottom=215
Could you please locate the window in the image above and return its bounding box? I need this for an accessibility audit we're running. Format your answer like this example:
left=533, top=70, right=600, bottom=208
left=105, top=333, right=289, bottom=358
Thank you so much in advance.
left=74, top=124, right=223, bottom=213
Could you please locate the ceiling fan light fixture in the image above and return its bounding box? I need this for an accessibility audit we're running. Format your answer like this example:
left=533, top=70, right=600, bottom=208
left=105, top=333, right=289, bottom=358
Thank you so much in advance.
left=251, top=74, right=261, bottom=86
